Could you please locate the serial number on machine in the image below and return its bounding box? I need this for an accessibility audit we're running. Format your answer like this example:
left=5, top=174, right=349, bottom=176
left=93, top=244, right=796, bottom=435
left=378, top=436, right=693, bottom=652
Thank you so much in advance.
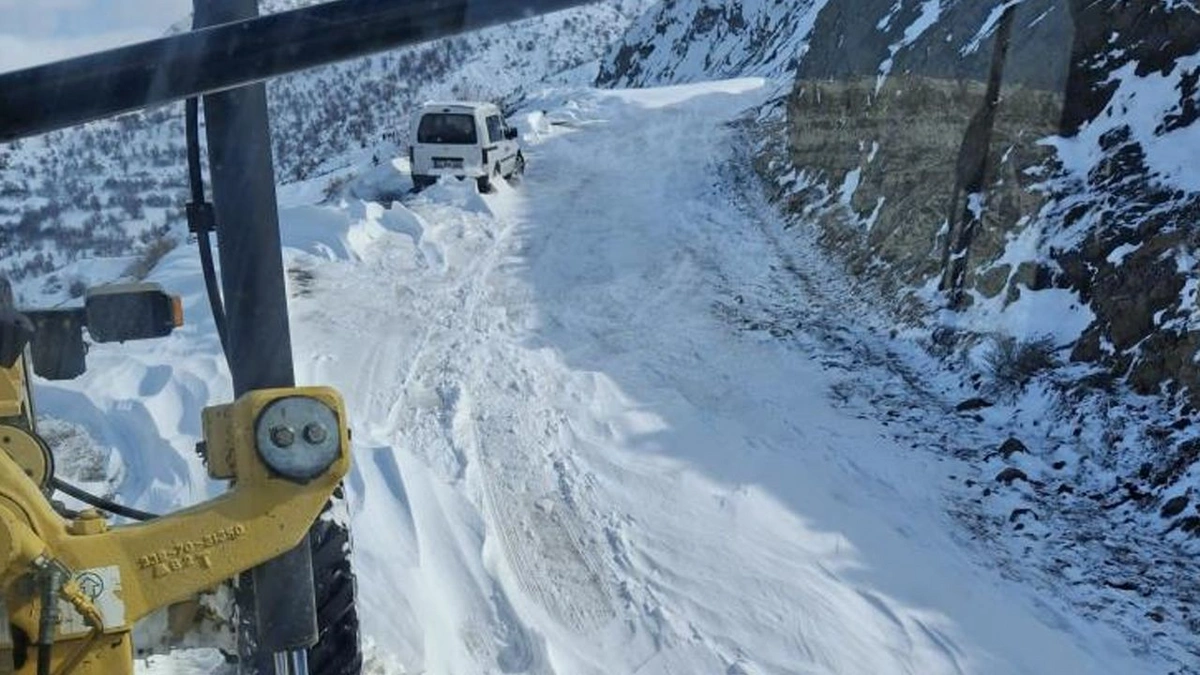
left=136, top=524, right=248, bottom=576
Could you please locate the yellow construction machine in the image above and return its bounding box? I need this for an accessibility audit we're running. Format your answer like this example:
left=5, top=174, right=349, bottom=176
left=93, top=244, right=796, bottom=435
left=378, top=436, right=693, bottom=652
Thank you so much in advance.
left=0, top=279, right=351, bottom=674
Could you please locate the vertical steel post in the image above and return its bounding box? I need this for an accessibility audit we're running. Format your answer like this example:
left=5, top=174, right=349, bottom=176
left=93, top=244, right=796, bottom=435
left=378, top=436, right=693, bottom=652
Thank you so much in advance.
left=192, top=0, right=317, bottom=671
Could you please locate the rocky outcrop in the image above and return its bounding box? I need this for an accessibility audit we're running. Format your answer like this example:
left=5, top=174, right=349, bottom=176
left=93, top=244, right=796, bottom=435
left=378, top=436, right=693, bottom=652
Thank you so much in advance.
left=1055, top=171, right=1200, bottom=405
left=1062, top=0, right=1200, bottom=134
left=782, top=0, right=1200, bottom=408
left=777, top=0, right=1071, bottom=316
left=1045, top=1, right=1200, bottom=405
left=783, top=75, right=1061, bottom=307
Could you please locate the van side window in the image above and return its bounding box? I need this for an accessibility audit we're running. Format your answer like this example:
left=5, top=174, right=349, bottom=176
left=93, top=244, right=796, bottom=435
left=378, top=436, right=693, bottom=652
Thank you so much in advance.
left=486, top=115, right=504, bottom=144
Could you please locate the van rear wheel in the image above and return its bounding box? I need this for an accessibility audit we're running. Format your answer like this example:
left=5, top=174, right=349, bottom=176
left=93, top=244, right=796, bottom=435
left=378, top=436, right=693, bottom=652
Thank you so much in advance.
left=477, top=163, right=501, bottom=193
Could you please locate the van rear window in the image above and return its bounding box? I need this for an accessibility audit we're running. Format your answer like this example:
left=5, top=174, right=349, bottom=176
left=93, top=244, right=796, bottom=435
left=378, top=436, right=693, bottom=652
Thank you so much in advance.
left=417, top=113, right=477, bottom=144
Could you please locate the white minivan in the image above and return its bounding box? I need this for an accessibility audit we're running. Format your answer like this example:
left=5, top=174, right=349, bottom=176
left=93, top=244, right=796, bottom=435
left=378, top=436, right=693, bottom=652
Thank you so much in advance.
left=409, top=102, right=525, bottom=192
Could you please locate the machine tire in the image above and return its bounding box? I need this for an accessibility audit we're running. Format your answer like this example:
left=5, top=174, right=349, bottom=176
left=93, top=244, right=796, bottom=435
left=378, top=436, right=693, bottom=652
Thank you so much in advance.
left=308, top=490, right=363, bottom=675
left=236, top=487, right=362, bottom=675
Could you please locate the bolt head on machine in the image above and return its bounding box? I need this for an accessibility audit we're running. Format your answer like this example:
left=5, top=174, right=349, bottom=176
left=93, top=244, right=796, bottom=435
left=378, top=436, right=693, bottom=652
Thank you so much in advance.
left=255, top=396, right=342, bottom=482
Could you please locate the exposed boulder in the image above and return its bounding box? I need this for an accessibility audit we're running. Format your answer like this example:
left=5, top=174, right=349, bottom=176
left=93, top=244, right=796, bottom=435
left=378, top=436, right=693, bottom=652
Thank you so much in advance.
left=996, top=467, right=1030, bottom=485
left=1161, top=495, right=1190, bottom=519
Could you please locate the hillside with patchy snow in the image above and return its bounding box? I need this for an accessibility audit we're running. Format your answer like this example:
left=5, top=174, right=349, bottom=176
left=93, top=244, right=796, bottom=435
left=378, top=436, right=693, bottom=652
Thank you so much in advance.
left=596, top=0, right=825, bottom=86
left=596, top=0, right=1075, bottom=91
left=0, top=0, right=654, bottom=294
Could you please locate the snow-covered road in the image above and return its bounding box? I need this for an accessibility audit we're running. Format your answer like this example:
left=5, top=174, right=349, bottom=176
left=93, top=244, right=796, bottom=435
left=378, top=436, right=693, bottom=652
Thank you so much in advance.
left=47, top=80, right=1153, bottom=674
left=285, top=79, right=1147, bottom=674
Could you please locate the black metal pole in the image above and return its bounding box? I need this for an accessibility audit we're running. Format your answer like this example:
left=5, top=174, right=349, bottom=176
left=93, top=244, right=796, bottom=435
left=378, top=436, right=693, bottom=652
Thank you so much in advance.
left=193, top=0, right=316, bottom=670
left=0, top=0, right=597, bottom=143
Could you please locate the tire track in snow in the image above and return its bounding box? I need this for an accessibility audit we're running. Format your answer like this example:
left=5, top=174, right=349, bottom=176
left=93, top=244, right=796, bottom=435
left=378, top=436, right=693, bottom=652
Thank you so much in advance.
left=404, top=196, right=615, bottom=636
left=309, top=181, right=615, bottom=669
left=457, top=369, right=615, bottom=634
left=287, top=203, right=542, bottom=670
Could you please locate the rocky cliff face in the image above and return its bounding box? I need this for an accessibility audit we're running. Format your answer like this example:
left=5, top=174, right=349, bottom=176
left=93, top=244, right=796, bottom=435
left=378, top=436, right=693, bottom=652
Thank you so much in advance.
left=781, top=76, right=1062, bottom=313
left=799, top=0, right=1200, bottom=412
left=1046, top=1, right=1200, bottom=410
left=1062, top=0, right=1200, bottom=134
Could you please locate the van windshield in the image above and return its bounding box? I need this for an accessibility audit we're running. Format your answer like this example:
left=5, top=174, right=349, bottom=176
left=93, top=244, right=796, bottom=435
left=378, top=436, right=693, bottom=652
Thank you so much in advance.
left=417, top=113, right=478, bottom=144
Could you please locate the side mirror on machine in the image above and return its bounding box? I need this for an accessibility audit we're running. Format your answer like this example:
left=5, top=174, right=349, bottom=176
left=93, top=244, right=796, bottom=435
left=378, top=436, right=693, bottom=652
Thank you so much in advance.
left=0, top=309, right=34, bottom=369
left=12, top=283, right=183, bottom=380
left=504, top=127, right=518, bottom=140
left=85, top=282, right=183, bottom=343
left=22, top=310, right=87, bottom=380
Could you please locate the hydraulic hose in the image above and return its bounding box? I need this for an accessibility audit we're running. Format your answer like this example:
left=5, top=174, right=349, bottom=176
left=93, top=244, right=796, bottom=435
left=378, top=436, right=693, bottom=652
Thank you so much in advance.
left=185, top=96, right=231, bottom=360
left=51, top=477, right=158, bottom=522
left=54, top=580, right=105, bottom=675
left=36, top=563, right=64, bottom=675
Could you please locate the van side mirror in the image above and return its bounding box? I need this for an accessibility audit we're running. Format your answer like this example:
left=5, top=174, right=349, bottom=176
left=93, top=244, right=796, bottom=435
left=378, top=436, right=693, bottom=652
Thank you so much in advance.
left=504, top=128, right=518, bottom=140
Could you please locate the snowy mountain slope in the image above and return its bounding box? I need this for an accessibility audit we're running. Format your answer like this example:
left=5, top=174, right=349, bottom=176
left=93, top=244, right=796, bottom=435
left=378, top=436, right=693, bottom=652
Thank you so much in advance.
left=43, top=80, right=1175, bottom=673
left=772, top=0, right=1200, bottom=514
left=596, top=0, right=1072, bottom=90
left=0, top=0, right=655, bottom=291
left=596, top=0, right=827, bottom=86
